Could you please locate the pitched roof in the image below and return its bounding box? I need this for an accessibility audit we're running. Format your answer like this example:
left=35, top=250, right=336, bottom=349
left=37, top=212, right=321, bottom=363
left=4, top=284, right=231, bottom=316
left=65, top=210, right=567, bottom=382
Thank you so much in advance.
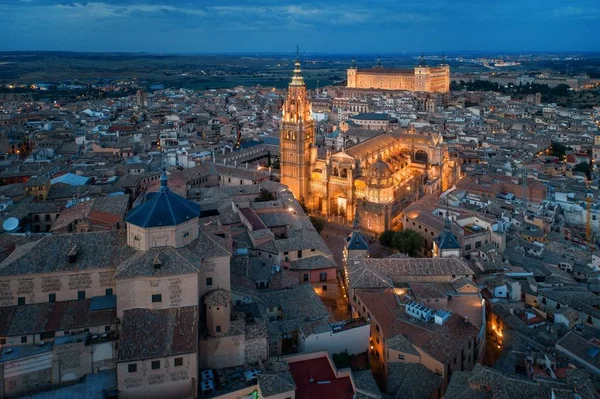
left=0, top=299, right=116, bottom=337
left=346, top=256, right=474, bottom=289
left=0, top=230, right=135, bottom=276
left=118, top=306, right=198, bottom=362
left=434, top=229, right=461, bottom=250
left=347, top=231, right=369, bottom=251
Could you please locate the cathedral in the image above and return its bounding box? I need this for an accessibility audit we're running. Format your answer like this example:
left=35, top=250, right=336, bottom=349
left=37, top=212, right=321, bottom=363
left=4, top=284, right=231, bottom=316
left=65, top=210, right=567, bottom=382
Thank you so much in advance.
left=280, top=57, right=459, bottom=234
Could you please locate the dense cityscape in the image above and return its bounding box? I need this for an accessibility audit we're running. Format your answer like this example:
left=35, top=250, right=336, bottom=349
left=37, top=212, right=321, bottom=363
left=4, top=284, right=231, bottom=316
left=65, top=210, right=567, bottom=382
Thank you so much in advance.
left=1, top=3, right=600, bottom=399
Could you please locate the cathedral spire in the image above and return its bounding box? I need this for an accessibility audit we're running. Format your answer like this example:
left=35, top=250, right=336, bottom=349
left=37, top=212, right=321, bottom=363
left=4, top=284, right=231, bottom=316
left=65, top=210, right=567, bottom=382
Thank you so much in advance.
left=376, top=55, right=382, bottom=68
left=351, top=56, right=356, bottom=68
left=290, top=45, right=305, bottom=87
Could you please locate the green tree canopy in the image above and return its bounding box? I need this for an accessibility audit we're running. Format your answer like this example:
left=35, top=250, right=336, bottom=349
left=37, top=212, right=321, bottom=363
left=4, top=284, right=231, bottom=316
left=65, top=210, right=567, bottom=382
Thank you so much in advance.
left=391, top=230, right=424, bottom=257
left=310, top=216, right=325, bottom=234
left=255, top=189, right=275, bottom=202
left=574, top=162, right=592, bottom=180
left=379, top=230, right=395, bottom=247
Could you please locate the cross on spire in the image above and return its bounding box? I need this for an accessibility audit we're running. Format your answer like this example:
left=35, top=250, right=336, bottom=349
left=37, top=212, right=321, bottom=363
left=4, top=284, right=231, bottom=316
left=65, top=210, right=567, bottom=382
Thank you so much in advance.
left=296, top=44, right=299, bottom=62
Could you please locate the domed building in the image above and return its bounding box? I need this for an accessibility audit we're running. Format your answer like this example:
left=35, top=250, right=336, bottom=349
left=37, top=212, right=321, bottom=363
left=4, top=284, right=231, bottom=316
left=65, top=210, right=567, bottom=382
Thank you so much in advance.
left=366, top=156, right=395, bottom=204
left=125, top=170, right=200, bottom=250
left=113, top=170, right=267, bottom=398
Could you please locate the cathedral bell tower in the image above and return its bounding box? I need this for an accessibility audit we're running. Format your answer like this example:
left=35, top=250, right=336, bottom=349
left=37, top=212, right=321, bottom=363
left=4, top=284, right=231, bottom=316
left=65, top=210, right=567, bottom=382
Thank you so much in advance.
left=280, top=46, right=316, bottom=203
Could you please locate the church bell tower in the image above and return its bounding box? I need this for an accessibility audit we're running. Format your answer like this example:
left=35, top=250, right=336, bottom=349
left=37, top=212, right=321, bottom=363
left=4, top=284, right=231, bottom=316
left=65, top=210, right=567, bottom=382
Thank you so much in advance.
left=280, top=47, right=315, bottom=203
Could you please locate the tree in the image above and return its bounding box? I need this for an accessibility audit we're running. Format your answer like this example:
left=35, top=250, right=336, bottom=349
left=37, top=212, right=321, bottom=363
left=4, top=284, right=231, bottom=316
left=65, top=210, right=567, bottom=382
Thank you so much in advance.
left=255, top=189, right=275, bottom=202
left=310, top=216, right=325, bottom=234
left=332, top=350, right=351, bottom=369
left=391, top=230, right=424, bottom=257
left=379, top=230, right=395, bottom=247
left=550, top=142, right=570, bottom=158
left=574, top=162, right=592, bottom=180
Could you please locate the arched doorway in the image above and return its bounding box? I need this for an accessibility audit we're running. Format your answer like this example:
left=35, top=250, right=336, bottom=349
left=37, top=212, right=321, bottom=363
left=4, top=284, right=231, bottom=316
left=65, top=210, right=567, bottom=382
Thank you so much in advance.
left=415, top=150, right=428, bottom=163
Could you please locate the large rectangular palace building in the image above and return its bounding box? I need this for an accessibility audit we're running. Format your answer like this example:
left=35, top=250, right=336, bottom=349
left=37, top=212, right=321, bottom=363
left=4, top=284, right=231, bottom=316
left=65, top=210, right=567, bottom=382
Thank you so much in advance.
left=347, top=62, right=450, bottom=93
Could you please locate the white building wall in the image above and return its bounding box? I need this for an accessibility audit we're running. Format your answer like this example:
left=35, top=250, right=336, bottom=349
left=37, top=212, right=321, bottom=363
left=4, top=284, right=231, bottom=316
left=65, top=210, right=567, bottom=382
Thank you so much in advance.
left=299, top=324, right=369, bottom=356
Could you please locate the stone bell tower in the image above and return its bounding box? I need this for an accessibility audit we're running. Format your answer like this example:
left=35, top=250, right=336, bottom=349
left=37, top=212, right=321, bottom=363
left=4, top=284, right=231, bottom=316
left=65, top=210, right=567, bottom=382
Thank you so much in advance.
left=280, top=46, right=316, bottom=203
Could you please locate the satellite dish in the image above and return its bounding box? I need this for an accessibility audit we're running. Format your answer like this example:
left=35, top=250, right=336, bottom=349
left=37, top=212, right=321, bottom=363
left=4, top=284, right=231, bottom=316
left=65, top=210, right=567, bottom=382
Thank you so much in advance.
left=2, top=217, right=19, bottom=232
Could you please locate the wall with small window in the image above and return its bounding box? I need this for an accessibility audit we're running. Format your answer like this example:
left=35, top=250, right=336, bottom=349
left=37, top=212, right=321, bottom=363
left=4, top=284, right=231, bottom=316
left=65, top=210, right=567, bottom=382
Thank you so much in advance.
left=117, top=352, right=197, bottom=399
left=116, top=272, right=199, bottom=317
left=0, top=267, right=117, bottom=306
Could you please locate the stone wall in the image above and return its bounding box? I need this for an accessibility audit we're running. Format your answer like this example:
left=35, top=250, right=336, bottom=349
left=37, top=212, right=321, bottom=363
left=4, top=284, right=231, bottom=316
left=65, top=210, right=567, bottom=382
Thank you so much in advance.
left=0, top=268, right=115, bottom=307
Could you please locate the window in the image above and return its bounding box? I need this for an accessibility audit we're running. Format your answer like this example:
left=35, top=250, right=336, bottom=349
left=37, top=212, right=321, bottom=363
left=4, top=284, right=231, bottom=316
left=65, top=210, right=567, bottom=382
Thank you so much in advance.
left=18, top=297, right=25, bottom=305
left=0, top=338, right=5, bottom=345
left=376, top=324, right=380, bottom=332
left=151, top=360, right=160, bottom=370
left=41, top=331, right=55, bottom=340
left=183, top=231, right=190, bottom=238
left=475, top=241, right=481, bottom=248
left=465, top=244, right=472, bottom=251
left=322, top=285, right=327, bottom=291
left=21, top=336, right=27, bottom=343
left=49, top=293, right=56, bottom=303
left=174, top=357, right=183, bottom=367
left=77, top=291, right=86, bottom=300
left=216, top=326, right=221, bottom=333
left=320, top=272, right=327, bottom=282
left=398, top=354, right=404, bottom=360
left=106, top=288, right=113, bottom=296
left=152, top=294, right=162, bottom=303
left=105, top=325, right=111, bottom=332
left=45, top=214, right=51, bottom=221
left=128, top=364, right=137, bottom=373
left=206, top=277, right=213, bottom=286
left=297, top=250, right=302, bottom=259
left=303, top=274, right=309, bottom=282
left=376, top=337, right=380, bottom=344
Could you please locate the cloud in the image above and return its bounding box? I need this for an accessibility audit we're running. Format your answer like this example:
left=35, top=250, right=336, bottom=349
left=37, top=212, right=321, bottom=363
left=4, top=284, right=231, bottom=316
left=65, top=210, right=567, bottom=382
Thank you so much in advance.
left=0, top=0, right=598, bottom=52
left=552, top=6, right=600, bottom=19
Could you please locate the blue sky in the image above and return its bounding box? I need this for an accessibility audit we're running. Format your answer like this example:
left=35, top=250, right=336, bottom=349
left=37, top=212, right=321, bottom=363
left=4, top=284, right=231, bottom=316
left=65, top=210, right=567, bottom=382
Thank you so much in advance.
left=0, top=0, right=599, bottom=53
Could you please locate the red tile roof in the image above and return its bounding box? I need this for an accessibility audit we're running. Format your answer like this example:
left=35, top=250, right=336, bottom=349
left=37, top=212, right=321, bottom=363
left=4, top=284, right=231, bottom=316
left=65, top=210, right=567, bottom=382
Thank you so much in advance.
left=288, top=357, right=354, bottom=399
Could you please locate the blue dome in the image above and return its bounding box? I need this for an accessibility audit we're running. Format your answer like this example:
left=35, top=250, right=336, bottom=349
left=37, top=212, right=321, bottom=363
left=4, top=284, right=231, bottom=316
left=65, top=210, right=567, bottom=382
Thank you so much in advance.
left=125, top=170, right=200, bottom=228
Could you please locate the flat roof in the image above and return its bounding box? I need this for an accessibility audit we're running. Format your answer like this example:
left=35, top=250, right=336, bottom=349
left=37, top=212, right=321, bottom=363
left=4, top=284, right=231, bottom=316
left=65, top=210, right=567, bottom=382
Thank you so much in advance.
left=288, top=357, right=354, bottom=399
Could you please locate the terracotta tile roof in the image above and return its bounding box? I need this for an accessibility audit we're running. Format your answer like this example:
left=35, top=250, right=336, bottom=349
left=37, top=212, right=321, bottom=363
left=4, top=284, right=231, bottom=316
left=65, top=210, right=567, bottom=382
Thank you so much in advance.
left=118, top=306, right=198, bottom=362
left=0, top=299, right=116, bottom=337
left=0, top=230, right=135, bottom=276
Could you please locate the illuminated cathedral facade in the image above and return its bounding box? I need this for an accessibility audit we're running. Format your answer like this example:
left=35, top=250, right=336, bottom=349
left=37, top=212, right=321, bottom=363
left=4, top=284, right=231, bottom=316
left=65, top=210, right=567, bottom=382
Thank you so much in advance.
left=280, top=58, right=459, bottom=234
